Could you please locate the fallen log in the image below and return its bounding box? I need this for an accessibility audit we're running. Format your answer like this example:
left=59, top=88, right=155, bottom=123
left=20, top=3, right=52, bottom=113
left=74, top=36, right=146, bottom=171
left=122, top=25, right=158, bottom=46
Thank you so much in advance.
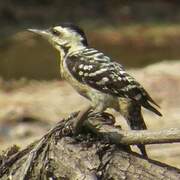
left=0, top=112, right=180, bottom=180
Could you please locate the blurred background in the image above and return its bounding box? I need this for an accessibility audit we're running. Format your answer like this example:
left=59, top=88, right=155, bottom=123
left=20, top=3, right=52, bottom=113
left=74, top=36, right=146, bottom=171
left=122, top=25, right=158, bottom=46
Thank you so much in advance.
left=0, top=0, right=180, bottom=168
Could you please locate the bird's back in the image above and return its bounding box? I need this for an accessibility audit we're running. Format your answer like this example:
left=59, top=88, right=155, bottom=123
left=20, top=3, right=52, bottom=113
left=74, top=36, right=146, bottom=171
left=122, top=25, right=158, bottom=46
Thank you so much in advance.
left=65, top=48, right=161, bottom=116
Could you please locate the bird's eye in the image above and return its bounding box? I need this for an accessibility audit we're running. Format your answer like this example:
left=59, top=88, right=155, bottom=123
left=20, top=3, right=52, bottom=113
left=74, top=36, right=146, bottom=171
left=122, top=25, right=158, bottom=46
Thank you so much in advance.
left=51, top=29, right=61, bottom=36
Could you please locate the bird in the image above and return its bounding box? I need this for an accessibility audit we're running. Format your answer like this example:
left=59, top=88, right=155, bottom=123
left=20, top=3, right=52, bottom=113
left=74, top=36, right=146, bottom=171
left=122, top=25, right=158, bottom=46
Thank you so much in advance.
left=28, top=23, right=162, bottom=157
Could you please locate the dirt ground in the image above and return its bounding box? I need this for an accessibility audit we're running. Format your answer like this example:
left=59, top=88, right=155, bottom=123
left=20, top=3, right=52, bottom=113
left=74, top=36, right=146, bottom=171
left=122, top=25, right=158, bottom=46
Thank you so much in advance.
left=0, top=61, right=180, bottom=168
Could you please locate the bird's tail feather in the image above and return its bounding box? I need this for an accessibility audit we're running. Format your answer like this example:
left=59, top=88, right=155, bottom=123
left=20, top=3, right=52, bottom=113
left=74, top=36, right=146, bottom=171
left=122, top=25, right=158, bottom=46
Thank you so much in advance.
left=141, top=89, right=162, bottom=116
left=137, top=144, right=148, bottom=158
left=142, top=100, right=162, bottom=116
left=119, top=100, right=148, bottom=157
left=145, top=92, right=160, bottom=108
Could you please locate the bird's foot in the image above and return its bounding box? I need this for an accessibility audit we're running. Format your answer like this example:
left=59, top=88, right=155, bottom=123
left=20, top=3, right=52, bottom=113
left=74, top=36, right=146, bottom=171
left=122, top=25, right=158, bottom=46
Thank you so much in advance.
left=91, top=112, right=115, bottom=126
left=70, top=107, right=116, bottom=135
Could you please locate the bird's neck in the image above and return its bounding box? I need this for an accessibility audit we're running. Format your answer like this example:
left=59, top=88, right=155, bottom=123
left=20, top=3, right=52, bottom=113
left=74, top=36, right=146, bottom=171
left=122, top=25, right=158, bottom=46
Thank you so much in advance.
left=68, top=44, right=86, bottom=55
left=59, top=45, right=86, bottom=59
left=56, top=44, right=87, bottom=60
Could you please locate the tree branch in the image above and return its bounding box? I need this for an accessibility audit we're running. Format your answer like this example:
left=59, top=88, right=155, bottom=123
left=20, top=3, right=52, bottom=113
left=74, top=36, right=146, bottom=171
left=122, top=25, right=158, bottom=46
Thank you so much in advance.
left=86, top=114, right=180, bottom=145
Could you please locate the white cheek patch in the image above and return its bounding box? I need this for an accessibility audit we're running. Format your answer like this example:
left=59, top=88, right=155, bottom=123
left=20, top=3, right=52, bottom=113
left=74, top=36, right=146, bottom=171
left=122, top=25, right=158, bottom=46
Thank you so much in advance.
left=53, top=26, right=84, bottom=46
left=54, top=26, right=65, bottom=33
left=66, top=29, right=84, bottom=45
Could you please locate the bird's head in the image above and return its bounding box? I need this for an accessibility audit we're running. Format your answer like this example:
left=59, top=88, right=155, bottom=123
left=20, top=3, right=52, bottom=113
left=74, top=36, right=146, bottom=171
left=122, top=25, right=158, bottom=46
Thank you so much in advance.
left=28, top=23, right=88, bottom=54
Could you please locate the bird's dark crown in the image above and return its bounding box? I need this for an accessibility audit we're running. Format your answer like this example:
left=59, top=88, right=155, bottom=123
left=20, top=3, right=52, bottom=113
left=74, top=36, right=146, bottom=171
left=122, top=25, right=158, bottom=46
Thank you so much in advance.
left=59, top=22, right=88, bottom=46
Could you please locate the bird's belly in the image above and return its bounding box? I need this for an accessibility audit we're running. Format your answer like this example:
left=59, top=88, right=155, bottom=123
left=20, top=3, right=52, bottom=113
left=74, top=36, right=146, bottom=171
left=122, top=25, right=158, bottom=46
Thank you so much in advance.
left=88, top=90, right=119, bottom=112
left=60, top=62, right=91, bottom=98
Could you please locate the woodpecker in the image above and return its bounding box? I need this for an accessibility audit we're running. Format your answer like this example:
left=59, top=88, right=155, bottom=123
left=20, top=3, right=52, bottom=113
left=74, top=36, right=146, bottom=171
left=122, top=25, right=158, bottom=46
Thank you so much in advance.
left=28, top=23, right=162, bottom=157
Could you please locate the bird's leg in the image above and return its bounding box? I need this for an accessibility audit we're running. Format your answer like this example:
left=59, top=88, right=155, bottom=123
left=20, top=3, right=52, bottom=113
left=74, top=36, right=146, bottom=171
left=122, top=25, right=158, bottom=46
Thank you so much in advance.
left=73, top=104, right=92, bottom=134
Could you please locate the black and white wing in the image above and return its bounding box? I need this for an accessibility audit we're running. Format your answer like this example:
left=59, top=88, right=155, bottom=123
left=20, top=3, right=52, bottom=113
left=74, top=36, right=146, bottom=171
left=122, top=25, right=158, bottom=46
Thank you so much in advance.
left=66, top=52, right=162, bottom=116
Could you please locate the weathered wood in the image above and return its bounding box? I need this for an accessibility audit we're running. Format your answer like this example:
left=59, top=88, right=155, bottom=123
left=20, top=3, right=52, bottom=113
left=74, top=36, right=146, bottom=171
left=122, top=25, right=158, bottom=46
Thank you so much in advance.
left=86, top=114, right=180, bottom=145
left=0, top=112, right=180, bottom=180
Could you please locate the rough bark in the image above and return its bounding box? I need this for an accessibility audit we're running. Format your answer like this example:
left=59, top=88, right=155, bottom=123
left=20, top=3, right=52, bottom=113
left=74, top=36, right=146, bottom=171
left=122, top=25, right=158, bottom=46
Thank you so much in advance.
left=0, top=112, right=180, bottom=180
